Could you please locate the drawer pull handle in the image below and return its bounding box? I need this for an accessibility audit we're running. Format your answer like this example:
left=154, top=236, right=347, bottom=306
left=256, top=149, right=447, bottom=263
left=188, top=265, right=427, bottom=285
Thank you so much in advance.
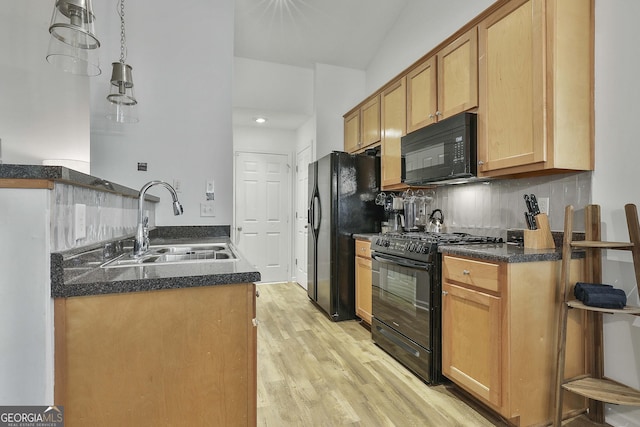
left=463, top=269, right=470, bottom=275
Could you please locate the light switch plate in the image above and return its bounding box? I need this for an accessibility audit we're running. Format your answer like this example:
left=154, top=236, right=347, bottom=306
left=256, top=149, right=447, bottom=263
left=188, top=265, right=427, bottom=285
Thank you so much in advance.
left=74, top=204, right=86, bottom=240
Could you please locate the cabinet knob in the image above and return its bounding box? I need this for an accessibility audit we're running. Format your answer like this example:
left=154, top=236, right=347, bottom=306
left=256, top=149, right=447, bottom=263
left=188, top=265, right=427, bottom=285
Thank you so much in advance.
left=478, top=160, right=484, bottom=166
left=256, top=290, right=260, bottom=298
left=435, top=111, right=442, bottom=116
left=429, top=114, right=435, bottom=119
left=442, top=291, right=449, bottom=296
left=463, top=269, right=470, bottom=275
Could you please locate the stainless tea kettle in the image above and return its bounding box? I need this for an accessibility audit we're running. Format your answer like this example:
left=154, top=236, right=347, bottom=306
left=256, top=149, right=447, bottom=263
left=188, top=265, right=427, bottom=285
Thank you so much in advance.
left=427, top=209, right=444, bottom=233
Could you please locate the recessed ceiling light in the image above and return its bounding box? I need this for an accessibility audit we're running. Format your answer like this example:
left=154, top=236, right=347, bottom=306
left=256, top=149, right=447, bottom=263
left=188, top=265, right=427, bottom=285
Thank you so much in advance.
left=255, top=117, right=268, bottom=124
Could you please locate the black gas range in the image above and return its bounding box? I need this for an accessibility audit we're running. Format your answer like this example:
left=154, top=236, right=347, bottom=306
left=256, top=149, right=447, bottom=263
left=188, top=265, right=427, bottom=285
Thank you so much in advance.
left=372, top=232, right=502, bottom=261
left=370, top=232, right=502, bottom=384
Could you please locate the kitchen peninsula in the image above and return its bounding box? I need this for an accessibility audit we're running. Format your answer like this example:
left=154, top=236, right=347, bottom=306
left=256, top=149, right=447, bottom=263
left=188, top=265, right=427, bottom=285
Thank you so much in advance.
left=0, top=164, right=260, bottom=426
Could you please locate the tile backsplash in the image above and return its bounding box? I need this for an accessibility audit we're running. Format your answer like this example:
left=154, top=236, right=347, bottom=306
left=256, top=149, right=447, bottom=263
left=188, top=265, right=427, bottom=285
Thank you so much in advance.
left=429, top=171, right=592, bottom=237
left=51, top=183, right=156, bottom=252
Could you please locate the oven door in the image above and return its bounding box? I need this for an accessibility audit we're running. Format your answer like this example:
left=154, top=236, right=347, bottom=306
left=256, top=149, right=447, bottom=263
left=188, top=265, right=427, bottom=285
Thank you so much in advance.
left=371, top=252, right=431, bottom=350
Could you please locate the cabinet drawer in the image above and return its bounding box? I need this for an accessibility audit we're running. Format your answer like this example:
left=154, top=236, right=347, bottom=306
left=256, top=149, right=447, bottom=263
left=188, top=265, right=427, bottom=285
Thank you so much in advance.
left=443, top=255, right=500, bottom=293
left=355, top=239, right=371, bottom=259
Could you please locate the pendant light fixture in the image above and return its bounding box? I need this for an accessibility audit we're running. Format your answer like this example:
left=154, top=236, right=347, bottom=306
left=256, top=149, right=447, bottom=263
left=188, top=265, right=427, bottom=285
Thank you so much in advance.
left=106, top=0, right=139, bottom=123
left=46, top=0, right=101, bottom=76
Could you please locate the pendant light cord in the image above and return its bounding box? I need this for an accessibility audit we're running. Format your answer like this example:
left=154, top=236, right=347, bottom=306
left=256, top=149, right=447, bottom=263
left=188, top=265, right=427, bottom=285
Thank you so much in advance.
left=118, top=0, right=127, bottom=64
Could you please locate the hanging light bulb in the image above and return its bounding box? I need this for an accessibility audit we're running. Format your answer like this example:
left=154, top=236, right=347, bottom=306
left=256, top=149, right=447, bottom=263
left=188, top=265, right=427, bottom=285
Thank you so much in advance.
left=106, top=0, right=139, bottom=123
left=46, top=0, right=101, bottom=76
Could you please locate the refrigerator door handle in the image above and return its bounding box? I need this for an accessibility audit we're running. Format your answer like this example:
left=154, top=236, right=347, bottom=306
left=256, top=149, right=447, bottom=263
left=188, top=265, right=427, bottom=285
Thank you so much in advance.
left=314, top=194, right=321, bottom=232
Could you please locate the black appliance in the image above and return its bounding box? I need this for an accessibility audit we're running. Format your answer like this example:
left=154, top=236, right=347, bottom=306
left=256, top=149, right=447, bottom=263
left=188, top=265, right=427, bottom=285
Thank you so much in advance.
left=402, top=112, right=477, bottom=185
left=371, top=232, right=502, bottom=384
left=307, top=151, right=383, bottom=321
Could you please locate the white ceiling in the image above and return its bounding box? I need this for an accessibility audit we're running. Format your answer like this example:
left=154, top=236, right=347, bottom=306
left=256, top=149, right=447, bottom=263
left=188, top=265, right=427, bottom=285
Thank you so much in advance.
left=234, top=0, right=409, bottom=70
left=233, top=0, right=410, bottom=129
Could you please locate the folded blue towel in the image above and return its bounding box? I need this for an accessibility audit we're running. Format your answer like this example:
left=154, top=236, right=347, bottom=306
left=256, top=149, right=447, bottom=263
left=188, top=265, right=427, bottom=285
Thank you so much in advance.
left=574, top=282, right=613, bottom=300
left=581, top=288, right=627, bottom=309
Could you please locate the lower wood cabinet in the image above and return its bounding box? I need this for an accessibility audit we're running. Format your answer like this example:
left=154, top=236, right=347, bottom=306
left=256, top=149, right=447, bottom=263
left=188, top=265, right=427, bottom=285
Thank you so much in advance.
left=355, top=239, right=372, bottom=325
left=442, top=255, right=587, bottom=426
left=55, top=283, right=257, bottom=427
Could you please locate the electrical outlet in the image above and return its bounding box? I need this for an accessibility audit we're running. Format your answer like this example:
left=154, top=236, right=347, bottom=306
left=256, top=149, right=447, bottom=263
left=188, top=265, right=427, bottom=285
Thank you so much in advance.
left=74, top=204, right=86, bottom=240
left=200, top=202, right=215, bottom=217
left=538, top=197, right=549, bottom=215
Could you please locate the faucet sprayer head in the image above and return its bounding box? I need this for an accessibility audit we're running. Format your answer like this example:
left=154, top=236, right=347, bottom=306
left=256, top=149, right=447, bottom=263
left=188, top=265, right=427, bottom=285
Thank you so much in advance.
left=173, top=201, right=184, bottom=216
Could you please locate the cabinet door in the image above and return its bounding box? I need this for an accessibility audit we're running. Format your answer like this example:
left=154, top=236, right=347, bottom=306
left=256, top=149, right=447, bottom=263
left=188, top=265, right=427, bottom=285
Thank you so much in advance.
left=477, top=0, right=546, bottom=174
left=344, top=110, right=360, bottom=153
left=406, top=56, right=437, bottom=133
left=361, top=95, right=381, bottom=148
left=442, top=282, right=502, bottom=409
left=437, top=27, right=478, bottom=120
left=355, top=255, right=372, bottom=325
left=56, top=284, right=257, bottom=426
left=381, top=77, right=406, bottom=189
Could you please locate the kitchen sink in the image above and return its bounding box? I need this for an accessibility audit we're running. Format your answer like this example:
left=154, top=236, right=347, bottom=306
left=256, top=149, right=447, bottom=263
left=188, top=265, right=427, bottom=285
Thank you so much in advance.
left=101, top=243, right=238, bottom=268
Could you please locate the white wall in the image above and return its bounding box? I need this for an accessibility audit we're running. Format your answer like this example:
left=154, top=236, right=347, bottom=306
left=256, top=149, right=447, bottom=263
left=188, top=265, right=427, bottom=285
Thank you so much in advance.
left=233, top=126, right=297, bottom=155
left=90, top=0, right=234, bottom=227
left=0, top=1, right=90, bottom=172
left=314, top=64, right=365, bottom=160
left=234, top=58, right=314, bottom=117
left=592, top=1, right=640, bottom=424
left=0, top=190, right=53, bottom=405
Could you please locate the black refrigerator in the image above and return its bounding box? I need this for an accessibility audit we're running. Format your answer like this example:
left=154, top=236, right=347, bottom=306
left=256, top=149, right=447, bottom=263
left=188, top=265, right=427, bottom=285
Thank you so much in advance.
left=307, top=151, right=383, bottom=321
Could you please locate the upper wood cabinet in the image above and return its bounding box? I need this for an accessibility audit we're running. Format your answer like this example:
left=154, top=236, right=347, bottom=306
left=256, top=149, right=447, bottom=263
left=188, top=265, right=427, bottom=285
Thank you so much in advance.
left=344, top=95, right=381, bottom=153
left=344, top=109, right=360, bottom=153
left=476, top=0, right=594, bottom=177
left=407, top=27, right=478, bottom=133
left=381, top=77, right=407, bottom=189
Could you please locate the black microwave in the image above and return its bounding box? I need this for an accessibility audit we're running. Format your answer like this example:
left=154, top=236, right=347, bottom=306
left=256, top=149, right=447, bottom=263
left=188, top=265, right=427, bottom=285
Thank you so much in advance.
left=401, top=112, right=477, bottom=185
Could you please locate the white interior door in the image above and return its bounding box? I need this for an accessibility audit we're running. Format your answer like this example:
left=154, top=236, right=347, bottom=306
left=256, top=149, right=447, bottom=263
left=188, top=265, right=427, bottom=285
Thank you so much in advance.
left=235, top=152, right=291, bottom=283
left=295, top=146, right=311, bottom=289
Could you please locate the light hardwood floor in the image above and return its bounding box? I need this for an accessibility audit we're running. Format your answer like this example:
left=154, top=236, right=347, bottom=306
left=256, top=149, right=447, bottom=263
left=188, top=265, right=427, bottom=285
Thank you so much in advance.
left=256, top=282, right=602, bottom=427
left=256, top=282, right=500, bottom=426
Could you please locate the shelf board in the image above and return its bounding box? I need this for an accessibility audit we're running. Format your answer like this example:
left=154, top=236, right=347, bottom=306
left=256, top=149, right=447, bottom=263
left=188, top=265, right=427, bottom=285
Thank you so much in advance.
left=570, top=240, right=633, bottom=250
left=563, top=376, right=640, bottom=406
left=567, top=300, right=640, bottom=315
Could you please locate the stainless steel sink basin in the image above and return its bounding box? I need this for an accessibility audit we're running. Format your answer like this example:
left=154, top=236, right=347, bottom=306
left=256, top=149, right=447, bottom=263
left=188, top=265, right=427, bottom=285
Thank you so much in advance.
left=101, top=243, right=238, bottom=268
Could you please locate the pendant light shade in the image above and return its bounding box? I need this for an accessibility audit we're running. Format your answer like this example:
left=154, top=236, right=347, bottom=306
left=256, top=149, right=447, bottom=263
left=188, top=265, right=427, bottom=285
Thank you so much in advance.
left=106, top=62, right=139, bottom=123
left=46, top=0, right=101, bottom=76
left=106, top=0, right=139, bottom=123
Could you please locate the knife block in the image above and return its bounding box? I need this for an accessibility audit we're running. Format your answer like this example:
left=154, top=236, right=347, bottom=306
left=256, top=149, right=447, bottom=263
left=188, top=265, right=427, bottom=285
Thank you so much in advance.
left=524, top=213, right=556, bottom=249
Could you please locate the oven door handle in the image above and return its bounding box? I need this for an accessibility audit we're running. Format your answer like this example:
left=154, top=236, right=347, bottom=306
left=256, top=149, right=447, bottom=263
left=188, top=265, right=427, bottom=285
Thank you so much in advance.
left=372, top=253, right=431, bottom=271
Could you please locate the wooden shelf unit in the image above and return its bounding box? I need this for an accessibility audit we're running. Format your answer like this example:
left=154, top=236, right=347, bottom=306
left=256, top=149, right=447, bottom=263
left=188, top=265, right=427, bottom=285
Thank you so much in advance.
left=553, top=204, right=640, bottom=426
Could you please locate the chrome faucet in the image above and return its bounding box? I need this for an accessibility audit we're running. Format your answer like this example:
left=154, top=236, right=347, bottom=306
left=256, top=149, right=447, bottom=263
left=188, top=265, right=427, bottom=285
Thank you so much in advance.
left=133, top=180, right=183, bottom=257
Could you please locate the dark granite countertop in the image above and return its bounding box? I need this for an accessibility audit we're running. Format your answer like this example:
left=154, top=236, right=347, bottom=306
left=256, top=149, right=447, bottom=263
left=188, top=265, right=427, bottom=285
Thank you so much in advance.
left=0, top=164, right=158, bottom=201
left=438, top=243, right=581, bottom=263
left=51, top=227, right=260, bottom=298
